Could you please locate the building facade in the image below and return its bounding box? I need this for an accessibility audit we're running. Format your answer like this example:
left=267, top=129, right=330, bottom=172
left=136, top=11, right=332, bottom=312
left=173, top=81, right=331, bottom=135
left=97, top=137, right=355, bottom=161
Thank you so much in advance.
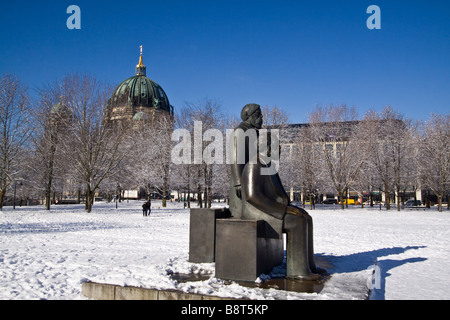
left=278, top=121, right=424, bottom=206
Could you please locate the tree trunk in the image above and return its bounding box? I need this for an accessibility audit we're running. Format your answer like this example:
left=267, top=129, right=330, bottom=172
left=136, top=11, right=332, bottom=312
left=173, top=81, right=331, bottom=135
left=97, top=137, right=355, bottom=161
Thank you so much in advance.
left=45, top=187, right=51, bottom=210
left=197, top=183, right=202, bottom=208
left=162, top=165, right=169, bottom=208
left=437, top=195, right=442, bottom=212
left=45, top=172, right=52, bottom=210
left=345, top=188, right=349, bottom=209
left=370, top=191, right=374, bottom=207
left=385, top=183, right=391, bottom=210
left=339, top=191, right=345, bottom=210
left=162, top=187, right=167, bottom=207
left=85, top=184, right=94, bottom=213
left=187, top=182, right=191, bottom=209
left=0, top=189, right=5, bottom=209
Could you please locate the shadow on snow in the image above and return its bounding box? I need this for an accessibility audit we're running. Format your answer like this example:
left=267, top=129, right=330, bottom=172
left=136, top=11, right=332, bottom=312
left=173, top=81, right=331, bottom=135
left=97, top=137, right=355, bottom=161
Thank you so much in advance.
left=318, top=245, right=427, bottom=299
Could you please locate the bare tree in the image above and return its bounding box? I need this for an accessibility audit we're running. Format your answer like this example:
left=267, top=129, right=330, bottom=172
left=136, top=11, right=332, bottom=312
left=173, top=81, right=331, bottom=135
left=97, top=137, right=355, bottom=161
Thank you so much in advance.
left=59, top=74, right=127, bottom=212
left=419, top=113, right=450, bottom=212
left=146, top=115, right=174, bottom=207
left=361, top=107, right=412, bottom=210
left=308, top=105, right=363, bottom=209
left=356, top=158, right=380, bottom=207
left=261, top=105, right=289, bottom=129
left=389, top=113, right=415, bottom=211
left=170, top=114, right=194, bottom=207
left=0, top=74, right=31, bottom=209
left=360, top=110, right=393, bottom=208
left=291, top=124, right=324, bottom=209
left=28, top=83, right=71, bottom=210
left=176, top=98, right=224, bottom=208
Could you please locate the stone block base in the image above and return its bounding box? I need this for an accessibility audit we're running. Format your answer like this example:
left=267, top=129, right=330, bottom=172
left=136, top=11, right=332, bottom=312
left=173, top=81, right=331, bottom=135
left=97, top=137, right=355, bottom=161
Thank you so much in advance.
left=215, top=219, right=284, bottom=282
left=188, top=208, right=231, bottom=263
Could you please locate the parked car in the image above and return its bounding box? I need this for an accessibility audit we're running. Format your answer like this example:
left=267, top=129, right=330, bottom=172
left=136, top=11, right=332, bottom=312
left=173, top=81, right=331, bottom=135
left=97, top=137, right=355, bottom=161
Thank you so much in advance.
left=405, top=199, right=422, bottom=207
left=339, top=198, right=356, bottom=205
left=323, top=198, right=338, bottom=205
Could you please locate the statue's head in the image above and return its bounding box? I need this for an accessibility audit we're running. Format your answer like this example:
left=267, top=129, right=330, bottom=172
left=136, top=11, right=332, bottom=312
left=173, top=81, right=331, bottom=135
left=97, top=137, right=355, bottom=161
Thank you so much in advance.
left=241, top=103, right=263, bottom=129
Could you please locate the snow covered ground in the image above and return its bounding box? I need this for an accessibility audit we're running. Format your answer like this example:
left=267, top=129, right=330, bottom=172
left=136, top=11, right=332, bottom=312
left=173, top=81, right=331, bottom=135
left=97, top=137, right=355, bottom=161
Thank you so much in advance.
left=1, top=200, right=449, bottom=300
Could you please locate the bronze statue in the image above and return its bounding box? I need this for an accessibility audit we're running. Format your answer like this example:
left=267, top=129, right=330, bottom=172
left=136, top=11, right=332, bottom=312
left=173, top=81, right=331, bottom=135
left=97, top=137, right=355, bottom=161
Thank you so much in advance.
left=229, top=103, right=262, bottom=218
left=230, top=103, right=322, bottom=280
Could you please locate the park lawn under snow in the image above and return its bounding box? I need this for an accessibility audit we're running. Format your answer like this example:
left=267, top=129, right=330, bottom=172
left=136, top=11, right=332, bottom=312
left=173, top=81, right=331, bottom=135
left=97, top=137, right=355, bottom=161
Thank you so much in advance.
left=0, top=200, right=449, bottom=300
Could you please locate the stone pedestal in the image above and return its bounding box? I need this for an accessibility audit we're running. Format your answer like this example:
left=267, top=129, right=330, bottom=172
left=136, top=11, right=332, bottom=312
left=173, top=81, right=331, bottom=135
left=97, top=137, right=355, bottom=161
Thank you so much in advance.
left=215, top=219, right=284, bottom=282
left=188, top=208, right=231, bottom=263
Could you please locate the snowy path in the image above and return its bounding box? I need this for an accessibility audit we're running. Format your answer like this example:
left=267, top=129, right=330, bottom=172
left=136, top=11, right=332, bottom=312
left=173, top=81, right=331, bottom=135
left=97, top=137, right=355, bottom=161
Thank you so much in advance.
left=1, top=201, right=449, bottom=300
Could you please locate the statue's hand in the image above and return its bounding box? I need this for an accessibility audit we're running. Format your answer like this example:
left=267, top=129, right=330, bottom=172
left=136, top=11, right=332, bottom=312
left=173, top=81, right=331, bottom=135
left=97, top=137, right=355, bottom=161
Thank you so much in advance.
left=285, top=206, right=305, bottom=217
left=235, top=185, right=242, bottom=199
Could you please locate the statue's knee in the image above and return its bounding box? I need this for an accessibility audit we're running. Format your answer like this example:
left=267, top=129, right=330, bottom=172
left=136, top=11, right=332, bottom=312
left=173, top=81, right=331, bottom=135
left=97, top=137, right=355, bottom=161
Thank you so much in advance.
left=284, top=214, right=306, bottom=231
left=304, top=213, right=313, bottom=223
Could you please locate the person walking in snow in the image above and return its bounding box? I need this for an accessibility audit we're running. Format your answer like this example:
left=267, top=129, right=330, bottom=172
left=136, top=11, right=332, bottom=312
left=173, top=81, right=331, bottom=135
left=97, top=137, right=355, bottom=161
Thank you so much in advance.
left=142, top=201, right=149, bottom=216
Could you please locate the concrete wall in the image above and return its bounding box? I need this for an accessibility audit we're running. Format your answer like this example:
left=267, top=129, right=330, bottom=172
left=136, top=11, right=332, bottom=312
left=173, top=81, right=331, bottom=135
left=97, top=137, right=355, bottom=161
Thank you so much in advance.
left=81, top=282, right=239, bottom=300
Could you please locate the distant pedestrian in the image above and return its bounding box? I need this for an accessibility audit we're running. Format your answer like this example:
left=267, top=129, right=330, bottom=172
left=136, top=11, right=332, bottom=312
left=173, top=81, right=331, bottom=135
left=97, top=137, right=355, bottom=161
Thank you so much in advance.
left=147, top=199, right=151, bottom=216
left=142, top=201, right=149, bottom=216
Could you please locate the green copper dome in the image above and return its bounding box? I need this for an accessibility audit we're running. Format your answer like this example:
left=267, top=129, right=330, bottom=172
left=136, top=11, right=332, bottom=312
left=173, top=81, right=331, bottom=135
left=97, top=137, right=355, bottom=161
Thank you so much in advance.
left=108, top=46, right=174, bottom=115
left=110, top=75, right=172, bottom=113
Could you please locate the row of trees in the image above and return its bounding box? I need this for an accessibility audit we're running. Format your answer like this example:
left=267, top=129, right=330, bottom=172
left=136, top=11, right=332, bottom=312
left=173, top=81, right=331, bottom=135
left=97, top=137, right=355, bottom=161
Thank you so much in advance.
left=1, top=73, right=130, bottom=212
left=282, top=105, right=449, bottom=211
left=1, top=72, right=449, bottom=212
left=169, top=102, right=449, bottom=212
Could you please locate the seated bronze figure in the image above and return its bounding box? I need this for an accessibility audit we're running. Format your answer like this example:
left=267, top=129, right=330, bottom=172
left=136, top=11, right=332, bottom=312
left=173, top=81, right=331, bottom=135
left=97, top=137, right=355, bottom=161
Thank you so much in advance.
left=230, top=103, right=322, bottom=280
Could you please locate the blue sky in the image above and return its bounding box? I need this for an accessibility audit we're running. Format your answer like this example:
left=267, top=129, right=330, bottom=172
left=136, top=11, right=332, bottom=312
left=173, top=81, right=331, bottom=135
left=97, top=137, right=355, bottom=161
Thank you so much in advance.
left=1, top=0, right=448, bottom=123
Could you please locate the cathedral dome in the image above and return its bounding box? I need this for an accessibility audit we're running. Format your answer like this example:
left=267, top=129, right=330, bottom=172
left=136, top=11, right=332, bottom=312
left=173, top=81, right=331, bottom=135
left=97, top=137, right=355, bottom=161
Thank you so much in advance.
left=110, top=75, right=172, bottom=113
left=107, top=46, right=173, bottom=122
